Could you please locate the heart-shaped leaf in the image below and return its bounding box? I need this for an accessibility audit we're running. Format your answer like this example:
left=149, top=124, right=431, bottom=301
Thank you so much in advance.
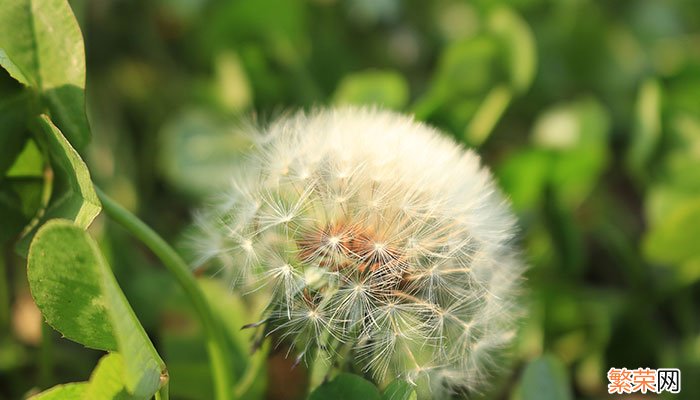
left=83, top=353, right=140, bottom=400
left=0, top=0, right=90, bottom=150
left=16, top=115, right=100, bottom=255
left=28, top=220, right=165, bottom=398
left=29, top=383, right=88, bottom=400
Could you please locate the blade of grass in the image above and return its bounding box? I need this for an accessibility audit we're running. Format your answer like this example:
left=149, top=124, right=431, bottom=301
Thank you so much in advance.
left=464, top=84, right=512, bottom=146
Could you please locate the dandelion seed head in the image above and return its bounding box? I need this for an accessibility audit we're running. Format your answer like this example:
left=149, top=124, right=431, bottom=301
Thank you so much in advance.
left=193, top=107, right=524, bottom=398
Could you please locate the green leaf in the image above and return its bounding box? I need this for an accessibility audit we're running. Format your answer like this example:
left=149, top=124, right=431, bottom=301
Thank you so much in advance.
left=0, top=140, right=46, bottom=244
left=26, top=220, right=115, bottom=349
left=29, top=353, right=142, bottom=400
left=29, top=383, right=88, bottom=400
left=644, top=185, right=698, bottom=228
left=532, top=99, right=609, bottom=150
left=5, top=138, right=44, bottom=178
left=464, top=84, right=512, bottom=146
left=309, top=373, right=381, bottom=400
left=213, top=51, right=252, bottom=113
left=542, top=187, right=585, bottom=274
left=414, top=36, right=497, bottom=120
left=466, top=6, right=536, bottom=146
left=643, top=199, right=700, bottom=265
left=497, top=148, right=551, bottom=212
left=27, top=220, right=165, bottom=398
left=662, top=114, right=700, bottom=191
left=333, top=70, right=409, bottom=110
left=0, top=177, right=43, bottom=244
left=0, top=90, right=32, bottom=175
left=533, top=98, right=610, bottom=207
left=0, top=49, right=30, bottom=85
left=382, top=380, right=416, bottom=400
left=626, top=79, right=661, bottom=178
left=83, top=353, right=139, bottom=400
left=488, top=6, right=536, bottom=93
left=520, top=355, right=572, bottom=400
left=431, top=36, right=498, bottom=97
left=16, top=115, right=100, bottom=255
left=0, top=0, right=90, bottom=149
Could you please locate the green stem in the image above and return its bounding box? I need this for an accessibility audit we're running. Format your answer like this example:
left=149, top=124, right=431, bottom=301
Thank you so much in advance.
left=39, top=322, right=54, bottom=388
left=156, top=382, right=169, bottom=400
left=308, top=349, right=331, bottom=393
left=233, top=341, right=270, bottom=398
left=307, top=333, right=337, bottom=393
left=0, top=255, right=9, bottom=331
left=95, top=187, right=234, bottom=400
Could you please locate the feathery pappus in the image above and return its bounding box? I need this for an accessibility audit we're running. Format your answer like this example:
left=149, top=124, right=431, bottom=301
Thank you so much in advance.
left=191, top=107, right=525, bottom=398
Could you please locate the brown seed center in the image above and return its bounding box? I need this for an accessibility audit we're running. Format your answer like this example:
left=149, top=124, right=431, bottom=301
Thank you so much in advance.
left=298, top=222, right=402, bottom=273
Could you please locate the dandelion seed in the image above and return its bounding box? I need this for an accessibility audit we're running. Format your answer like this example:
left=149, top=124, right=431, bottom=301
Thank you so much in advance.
left=193, top=107, right=524, bottom=398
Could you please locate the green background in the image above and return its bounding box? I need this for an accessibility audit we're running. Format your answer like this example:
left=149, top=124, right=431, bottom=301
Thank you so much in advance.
left=1, top=0, right=699, bottom=399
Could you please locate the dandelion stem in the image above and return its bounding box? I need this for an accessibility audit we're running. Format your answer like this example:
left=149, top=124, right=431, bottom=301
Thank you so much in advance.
left=39, top=322, right=54, bottom=388
left=95, top=187, right=234, bottom=400
left=308, top=347, right=331, bottom=392
left=233, top=341, right=270, bottom=398
left=156, top=383, right=169, bottom=400
left=308, top=333, right=338, bottom=392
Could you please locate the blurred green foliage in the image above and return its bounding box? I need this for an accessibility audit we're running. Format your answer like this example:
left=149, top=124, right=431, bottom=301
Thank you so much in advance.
left=2, top=0, right=700, bottom=399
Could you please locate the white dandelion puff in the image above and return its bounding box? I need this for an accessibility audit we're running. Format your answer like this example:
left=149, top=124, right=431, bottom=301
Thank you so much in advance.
left=193, top=107, right=525, bottom=398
